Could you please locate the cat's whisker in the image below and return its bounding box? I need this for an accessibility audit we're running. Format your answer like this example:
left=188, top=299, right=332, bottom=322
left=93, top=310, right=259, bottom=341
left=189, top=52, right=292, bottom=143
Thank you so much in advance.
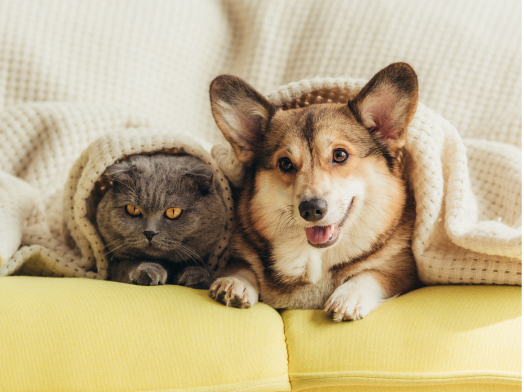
left=103, top=237, right=137, bottom=257
left=179, top=250, right=204, bottom=267
left=105, top=241, right=126, bottom=252
left=103, top=238, right=126, bottom=250
left=98, top=154, right=227, bottom=286
left=104, top=243, right=124, bottom=255
left=179, top=244, right=203, bottom=260
left=171, top=247, right=187, bottom=264
left=173, top=246, right=200, bottom=269
left=185, top=249, right=206, bottom=266
left=105, top=244, right=126, bottom=257
left=177, top=243, right=205, bottom=267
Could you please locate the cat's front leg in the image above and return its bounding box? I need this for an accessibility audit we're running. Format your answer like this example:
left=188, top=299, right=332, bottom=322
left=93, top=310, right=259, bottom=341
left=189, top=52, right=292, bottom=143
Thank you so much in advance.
left=130, top=263, right=168, bottom=286
left=176, top=266, right=211, bottom=289
left=209, top=259, right=259, bottom=309
left=324, top=271, right=385, bottom=322
left=109, top=260, right=168, bottom=286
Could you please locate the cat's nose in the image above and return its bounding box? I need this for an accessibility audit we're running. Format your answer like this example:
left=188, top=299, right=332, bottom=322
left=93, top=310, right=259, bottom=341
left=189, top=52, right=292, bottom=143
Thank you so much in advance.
left=143, top=231, right=158, bottom=241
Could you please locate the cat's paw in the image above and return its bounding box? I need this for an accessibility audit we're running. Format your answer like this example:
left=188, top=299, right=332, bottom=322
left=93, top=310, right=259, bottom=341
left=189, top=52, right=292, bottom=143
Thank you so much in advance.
left=176, top=266, right=211, bottom=289
left=209, top=276, right=258, bottom=309
left=324, top=277, right=384, bottom=322
left=129, top=263, right=168, bottom=286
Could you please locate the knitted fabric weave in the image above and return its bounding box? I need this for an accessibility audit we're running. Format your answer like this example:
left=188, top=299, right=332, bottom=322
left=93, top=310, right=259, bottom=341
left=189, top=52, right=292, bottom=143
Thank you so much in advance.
left=1, top=118, right=234, bottom=278
left=0, top=0, right=519, bottom=146
left=0, top=0, right=520, bottom=284
left=214, top=78, right=521, bottom=285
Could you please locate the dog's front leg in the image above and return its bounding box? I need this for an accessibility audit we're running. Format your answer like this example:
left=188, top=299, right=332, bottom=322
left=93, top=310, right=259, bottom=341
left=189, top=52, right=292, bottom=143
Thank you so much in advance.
left=209, top=259, right=259, bottom=309
left=324, top=271, right=385, bottom=321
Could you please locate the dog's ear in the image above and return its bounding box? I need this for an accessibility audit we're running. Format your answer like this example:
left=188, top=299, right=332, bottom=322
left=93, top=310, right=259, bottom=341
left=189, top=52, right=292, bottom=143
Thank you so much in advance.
left=210, top=75, right=275, bottom=165
left=348, top=62, right=418, bottom=152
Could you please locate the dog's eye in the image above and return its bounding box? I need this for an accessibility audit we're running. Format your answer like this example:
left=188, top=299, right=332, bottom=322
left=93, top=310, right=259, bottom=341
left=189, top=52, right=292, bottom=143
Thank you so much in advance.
left=333, top=149, right=349, bottom=164
left=278, top=157, right=294, bottom=172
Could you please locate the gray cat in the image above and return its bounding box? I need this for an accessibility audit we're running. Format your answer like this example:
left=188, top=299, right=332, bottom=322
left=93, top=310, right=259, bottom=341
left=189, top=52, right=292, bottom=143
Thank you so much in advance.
left=96, top=154, right=227, bottom=288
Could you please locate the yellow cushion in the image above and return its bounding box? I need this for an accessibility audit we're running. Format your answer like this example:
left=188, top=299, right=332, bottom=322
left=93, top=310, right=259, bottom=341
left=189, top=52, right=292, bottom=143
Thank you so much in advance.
left=282, top=285, right=521, bottom=391
left=0, top=276, right=290, bottom=392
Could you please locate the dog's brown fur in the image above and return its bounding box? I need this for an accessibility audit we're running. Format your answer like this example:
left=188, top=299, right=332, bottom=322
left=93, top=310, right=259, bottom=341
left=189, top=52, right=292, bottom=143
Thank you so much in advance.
left=209, top=63, right=421, bottom=320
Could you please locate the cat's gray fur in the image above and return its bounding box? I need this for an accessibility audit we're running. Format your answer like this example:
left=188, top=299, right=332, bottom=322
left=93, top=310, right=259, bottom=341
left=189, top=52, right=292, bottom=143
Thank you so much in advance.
left=96, top=154, right=227, bottom=288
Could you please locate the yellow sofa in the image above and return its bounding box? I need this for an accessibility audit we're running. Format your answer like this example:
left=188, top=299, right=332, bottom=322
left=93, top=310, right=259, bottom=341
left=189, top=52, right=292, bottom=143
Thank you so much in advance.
left=0, top=276, right=520, bottom=391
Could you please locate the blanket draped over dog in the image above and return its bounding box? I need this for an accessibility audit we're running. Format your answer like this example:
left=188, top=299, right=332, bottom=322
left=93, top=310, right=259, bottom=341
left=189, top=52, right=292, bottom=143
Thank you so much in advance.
left=216, top=78, right=522, bottom=286
left=0, top=0, right=521, bottom=285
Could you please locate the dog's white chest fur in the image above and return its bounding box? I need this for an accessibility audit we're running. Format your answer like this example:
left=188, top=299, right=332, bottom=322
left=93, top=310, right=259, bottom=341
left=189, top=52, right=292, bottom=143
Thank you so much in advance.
left=270, top=243, right=336, bottom=308
left=273, top=240, right=327, bottom=284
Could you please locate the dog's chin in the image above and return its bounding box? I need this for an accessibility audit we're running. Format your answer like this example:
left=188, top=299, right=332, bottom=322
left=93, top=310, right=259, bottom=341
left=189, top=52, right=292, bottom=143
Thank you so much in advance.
left=304, top=198, right=353, bottom=249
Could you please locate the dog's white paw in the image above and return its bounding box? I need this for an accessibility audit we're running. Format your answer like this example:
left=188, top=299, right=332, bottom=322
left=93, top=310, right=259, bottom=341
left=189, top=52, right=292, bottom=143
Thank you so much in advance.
left=209, top=276, right=258, bottom=309
left=324, top=274, right=384, bottom=322
left=130, top=263, right=168, bottom=286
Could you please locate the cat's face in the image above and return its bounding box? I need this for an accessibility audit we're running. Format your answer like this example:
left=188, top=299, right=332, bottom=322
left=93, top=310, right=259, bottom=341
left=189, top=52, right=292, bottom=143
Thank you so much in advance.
left=96, top=154, right=227, bottom=264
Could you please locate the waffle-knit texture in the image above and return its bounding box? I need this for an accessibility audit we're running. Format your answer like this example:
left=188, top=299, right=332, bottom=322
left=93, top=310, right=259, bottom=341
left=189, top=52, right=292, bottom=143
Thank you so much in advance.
left=215, top=78, right=521, bottom=285
left=0, top=0, right=520, bottom=284
left=2, top=123, right=235, bottom=278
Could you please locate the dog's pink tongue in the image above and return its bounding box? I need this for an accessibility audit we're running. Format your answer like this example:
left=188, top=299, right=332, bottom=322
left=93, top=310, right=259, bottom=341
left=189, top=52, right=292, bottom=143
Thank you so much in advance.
left=305, top=226, right=330, bottom=244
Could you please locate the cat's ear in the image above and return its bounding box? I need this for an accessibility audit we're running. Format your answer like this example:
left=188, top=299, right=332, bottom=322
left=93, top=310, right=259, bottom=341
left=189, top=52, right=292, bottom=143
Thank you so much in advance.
left=184, top=172, right=214, bottom=194
left=210, top=75, right=275, bottom=165
left=104, top=161, right=132, bottom=184
left=348, top=62, right=418, bottom=153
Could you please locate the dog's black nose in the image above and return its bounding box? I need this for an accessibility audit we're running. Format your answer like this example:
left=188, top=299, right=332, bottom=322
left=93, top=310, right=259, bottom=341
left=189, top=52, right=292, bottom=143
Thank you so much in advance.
left=299, top=199, right=328, bottom=222
left=143, top=231, right=158, bottom=241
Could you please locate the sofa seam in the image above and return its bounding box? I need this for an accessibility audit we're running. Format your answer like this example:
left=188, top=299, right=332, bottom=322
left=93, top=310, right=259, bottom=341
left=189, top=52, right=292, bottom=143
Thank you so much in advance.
left=280, top=310, right=292, bottom=387
left=289, top=373, right=521, bottom=383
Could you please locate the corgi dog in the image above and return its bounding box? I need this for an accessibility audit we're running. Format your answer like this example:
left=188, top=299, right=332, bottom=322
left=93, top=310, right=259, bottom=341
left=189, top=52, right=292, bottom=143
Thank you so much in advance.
left=208, top=63, right=421, bottom=321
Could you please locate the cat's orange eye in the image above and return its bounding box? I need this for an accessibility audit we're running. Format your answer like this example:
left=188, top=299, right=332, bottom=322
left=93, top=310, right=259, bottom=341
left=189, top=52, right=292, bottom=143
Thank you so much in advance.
left=165, top=207, right=182, bottom=220
left=126, top=205, right=142, bottom=216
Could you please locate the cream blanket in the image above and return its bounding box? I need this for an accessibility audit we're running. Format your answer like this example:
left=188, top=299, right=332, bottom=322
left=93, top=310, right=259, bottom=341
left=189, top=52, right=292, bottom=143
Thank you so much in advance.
left=262, top=79, right=522, bottom=285
left=0, top=0, right=521, bottom=285
left=0, top=114, right=235, bottom=279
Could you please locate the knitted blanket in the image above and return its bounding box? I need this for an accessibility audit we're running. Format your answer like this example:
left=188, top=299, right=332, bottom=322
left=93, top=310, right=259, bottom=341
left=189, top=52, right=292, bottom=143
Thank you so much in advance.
left=0, top=0, right=521, bottom=285
left=262, top=78, right=521, bottom=285
left=1, top=118, right=234, bottom=279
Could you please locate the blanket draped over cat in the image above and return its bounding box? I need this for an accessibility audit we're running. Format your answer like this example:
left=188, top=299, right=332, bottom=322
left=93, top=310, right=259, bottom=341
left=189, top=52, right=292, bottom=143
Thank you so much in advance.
left=1, top=128, right=237, bottom=280
left=0, top=78, right=521, bottom=285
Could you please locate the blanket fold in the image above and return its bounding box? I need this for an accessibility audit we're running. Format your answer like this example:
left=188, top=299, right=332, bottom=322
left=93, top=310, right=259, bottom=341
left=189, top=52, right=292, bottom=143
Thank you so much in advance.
left=0, top=104, right=234, bottom=279
left=0, top=0, right=521, bottom=286
left=250, top=77, right=521, bottom=285
left=62, top=128, right=234, bottom=279
left=0, top=78, right=521, bottom=286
